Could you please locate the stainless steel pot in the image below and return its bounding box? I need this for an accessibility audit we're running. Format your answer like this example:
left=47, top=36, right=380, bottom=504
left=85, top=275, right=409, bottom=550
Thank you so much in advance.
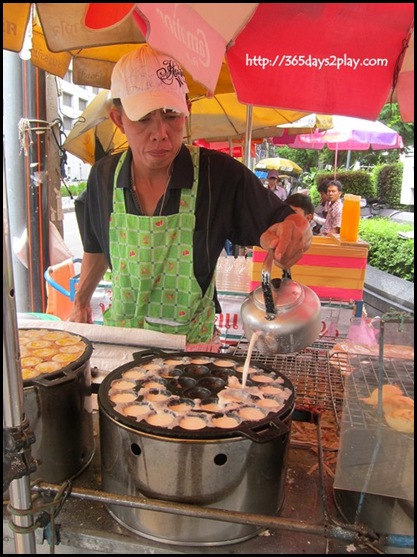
left=241, top=251, right=322, bottom=355
left=22, top=330, right=95, bottom=483
left=98, top=350, right=295, bottom=546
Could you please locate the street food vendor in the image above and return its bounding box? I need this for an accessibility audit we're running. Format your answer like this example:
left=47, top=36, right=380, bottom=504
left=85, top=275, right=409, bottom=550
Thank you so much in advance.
left=69, top=45, right=312, bottom=342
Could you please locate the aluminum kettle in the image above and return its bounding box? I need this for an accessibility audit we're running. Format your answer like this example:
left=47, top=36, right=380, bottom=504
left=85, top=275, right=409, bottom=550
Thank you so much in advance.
left=240, top=250, right=322, bottom=355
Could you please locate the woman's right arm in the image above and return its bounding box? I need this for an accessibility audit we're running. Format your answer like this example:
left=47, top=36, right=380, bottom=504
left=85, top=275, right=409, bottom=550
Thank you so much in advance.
left=68, top=252, right=109, bottom=323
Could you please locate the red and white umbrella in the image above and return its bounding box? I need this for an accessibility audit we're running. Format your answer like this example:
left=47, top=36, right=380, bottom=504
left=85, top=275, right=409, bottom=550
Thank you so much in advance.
left=4, top=4, right=413, bottom=122
left=86, top=3, right=414, bottom=122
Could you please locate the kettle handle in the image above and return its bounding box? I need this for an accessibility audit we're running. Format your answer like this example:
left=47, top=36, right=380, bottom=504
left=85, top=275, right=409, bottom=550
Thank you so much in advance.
left=261, top=251, right=292, bottom=320
left=261, top=250, right=277, bottom=319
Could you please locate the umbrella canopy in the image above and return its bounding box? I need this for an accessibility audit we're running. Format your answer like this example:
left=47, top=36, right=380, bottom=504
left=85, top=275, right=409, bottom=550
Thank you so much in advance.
left=2, top=3, right=234, bottom=98
left=193, top=139, right=262, bottom=159
left=255, top=157, right=302, bottom=175
left=63, top=90, right=329, bottom=165
left=63, top=90, right=127, bottom=165
left=86, top=3, right=414, bottom=122
left=273, top=115, right=404, bottom=178
left=3, top=4, right=414, bottom=121
left=272, top=114, right=335, bottom=145
left=276, top=114, right=335, bottom=134
left=188, top=93, right=312, bottom=141
left=274, top=115, right=404, bottom=151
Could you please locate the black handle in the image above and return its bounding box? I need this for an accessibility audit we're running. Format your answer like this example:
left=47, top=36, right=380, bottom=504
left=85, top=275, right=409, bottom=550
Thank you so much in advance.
left=238, top=413, right=290, bottom=443
left=32, top=370, right=77, bottom=388
left=132, top=348, right=166, bottom=361
left=261, top=251, right=292, bottom=320
left=261, top=250, right=277, bottom=319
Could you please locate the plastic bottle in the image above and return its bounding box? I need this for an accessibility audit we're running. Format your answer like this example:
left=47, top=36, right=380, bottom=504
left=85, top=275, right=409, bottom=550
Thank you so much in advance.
left=340, top=194, right=361, bottom=242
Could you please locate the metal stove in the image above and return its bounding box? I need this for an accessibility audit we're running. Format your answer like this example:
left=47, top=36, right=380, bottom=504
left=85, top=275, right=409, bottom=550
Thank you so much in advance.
left=4, top=314, right=414, bottom=554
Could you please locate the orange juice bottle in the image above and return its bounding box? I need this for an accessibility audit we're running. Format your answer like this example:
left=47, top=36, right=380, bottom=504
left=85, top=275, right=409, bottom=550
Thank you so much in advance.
left=340, top=194, right=361, bottom=242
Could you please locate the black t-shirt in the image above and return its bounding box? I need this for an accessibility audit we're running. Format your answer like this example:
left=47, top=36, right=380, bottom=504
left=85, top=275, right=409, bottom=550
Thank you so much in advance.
left=81, top=145, right=294, bottom=296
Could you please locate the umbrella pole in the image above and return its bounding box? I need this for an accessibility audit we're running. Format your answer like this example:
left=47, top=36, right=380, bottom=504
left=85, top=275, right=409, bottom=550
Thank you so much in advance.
left=346, top=149, right=352, bottom=169
left=244, top=105, right=253, bottom=169
left=333, top=145, right=338, bottom=179
left=3, top=155, right=37, bottom=554
left=185, top=114, right=191, bottom=143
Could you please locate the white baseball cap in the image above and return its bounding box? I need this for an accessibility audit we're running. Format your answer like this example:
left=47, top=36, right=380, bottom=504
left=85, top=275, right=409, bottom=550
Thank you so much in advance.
left=111, top=45, right=190, bottom=121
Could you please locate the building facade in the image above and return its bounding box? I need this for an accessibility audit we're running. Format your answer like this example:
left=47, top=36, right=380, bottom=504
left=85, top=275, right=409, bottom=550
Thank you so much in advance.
left=58, top=67, right=100, bottom=181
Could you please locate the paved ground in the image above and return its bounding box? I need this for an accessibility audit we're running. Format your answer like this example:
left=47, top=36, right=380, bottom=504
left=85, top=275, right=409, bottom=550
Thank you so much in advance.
left=62, top=199, right=83, bottom=256
left=361, top=206, right=414, bottom=224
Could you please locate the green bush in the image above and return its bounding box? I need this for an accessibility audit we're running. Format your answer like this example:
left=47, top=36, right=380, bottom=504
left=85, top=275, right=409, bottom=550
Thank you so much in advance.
left=61, top=182, right=87, bottom=197
left=373, top=162, right=404, bottom=208
left=315, top=170, right=376, bottom=199
left=359, top=218, right=414, bottom=282
left=309, top=184, right=320, bottom=206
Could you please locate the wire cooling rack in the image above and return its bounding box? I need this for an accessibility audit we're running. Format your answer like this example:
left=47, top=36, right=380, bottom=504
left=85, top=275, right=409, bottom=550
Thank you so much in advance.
left=339, top=353, right=414, bottom=429
left=233, top=336, right=347, bottom=427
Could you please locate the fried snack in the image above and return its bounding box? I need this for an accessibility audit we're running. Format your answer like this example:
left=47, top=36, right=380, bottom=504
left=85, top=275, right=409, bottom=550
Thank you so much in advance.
left=331, top=341, right=414, bottom=360
left=360, top=385, right=403, bottom=406
left=383, top=408, right=414, bottom=433
left=382, top=395, right=414, bottom=414
left=360, top=384, right=414, bottom=433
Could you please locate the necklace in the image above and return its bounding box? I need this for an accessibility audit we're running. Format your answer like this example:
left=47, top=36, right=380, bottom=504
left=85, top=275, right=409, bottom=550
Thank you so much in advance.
left=130, top=163, right=172, bottom=216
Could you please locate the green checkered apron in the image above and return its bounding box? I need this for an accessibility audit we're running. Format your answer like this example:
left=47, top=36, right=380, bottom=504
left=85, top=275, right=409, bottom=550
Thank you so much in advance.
left=103, top=146, right=215, bottom=343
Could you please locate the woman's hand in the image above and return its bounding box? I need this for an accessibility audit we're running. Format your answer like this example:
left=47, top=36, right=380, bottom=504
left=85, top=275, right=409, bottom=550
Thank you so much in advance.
left=260, top=213, right=312, bottom=269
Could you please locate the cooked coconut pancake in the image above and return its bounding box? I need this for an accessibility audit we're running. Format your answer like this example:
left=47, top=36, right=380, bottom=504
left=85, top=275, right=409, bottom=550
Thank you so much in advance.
left=19, top=329, right=88, bottom=380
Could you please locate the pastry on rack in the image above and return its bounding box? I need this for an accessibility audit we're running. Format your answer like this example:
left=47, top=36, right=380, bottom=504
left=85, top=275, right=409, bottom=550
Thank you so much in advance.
left=361, top=385, right=414, bottom=433
left=331, top=341, right=414, bottom=360
left=360, top=384, right=403, bottom=405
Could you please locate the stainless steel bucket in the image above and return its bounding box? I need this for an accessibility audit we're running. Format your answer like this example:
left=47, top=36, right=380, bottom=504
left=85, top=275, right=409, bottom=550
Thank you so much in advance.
left=98, top=350, right=295, bottom=546
left=22, top=330, right=95, bottom=483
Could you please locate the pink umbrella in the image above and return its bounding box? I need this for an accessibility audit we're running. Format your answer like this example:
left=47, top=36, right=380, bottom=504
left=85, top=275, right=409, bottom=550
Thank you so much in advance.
left=272, top=115, right=404, bottom=177
left=85, top=3, right=414, bottom=122
left=281, top=115, right=404, bottom=151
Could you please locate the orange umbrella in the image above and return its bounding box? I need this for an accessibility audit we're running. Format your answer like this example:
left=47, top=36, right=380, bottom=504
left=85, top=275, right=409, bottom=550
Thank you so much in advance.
left=63, top=90, right=312, bottom=165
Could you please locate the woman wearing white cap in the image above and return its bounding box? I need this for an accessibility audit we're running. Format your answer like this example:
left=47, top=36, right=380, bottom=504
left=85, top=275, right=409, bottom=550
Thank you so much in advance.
left=69, top=46, right=312, bottom=343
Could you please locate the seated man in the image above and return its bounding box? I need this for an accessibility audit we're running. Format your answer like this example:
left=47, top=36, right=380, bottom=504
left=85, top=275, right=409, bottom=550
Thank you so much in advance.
left=320, top=180, right=343, bottom=236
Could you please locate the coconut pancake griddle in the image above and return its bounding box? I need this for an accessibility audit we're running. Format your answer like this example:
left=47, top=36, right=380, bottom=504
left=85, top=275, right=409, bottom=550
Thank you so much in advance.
left=98, top=349, right=295, bottom=442
left=19, top=328, right=93, bottom=388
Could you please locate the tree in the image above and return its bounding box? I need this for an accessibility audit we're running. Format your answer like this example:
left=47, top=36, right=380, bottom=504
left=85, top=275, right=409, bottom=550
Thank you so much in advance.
left=378, top=103, right=414, bottom=148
